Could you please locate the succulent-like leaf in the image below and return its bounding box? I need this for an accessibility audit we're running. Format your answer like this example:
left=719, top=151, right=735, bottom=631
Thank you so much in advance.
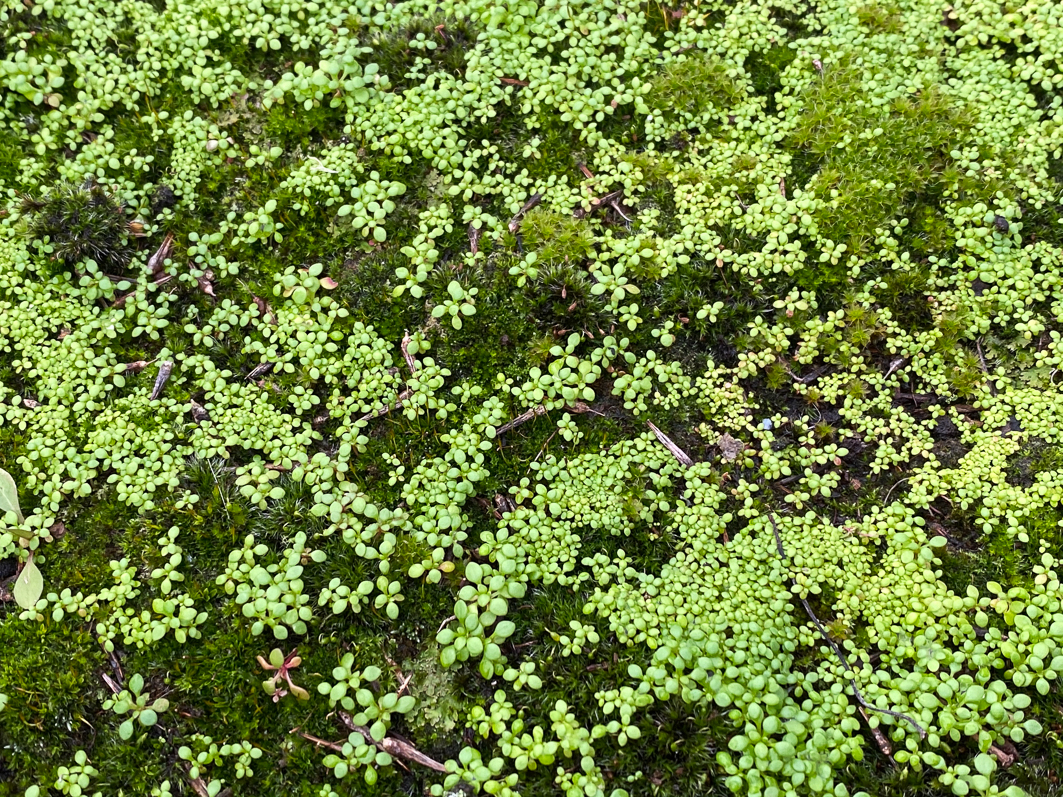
left=13, top=557, right=42, bottom=610
left=0, top=467, right=24, bottom=523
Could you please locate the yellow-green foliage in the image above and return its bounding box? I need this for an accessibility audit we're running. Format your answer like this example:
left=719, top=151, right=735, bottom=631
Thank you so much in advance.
left=0, top=0, right=1062, bottom=796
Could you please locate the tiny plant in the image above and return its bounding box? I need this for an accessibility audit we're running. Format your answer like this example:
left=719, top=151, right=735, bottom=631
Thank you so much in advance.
left=257, top=648, right=310, bottom=701
left=102, top=674, right=169, bottom=740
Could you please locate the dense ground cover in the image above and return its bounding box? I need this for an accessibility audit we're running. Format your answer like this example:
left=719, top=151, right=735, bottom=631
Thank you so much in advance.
left=2, top=0, right=1063, bottom=795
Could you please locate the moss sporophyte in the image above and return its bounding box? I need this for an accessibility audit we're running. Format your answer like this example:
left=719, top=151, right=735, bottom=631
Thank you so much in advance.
left=1, top=1, right=1063, bottom=796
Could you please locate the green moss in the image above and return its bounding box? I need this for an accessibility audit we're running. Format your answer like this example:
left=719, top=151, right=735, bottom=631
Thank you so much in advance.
left=790, top=61, right=974, bottom=250
left=855, top=3, right=903, bottom=34
left=646, top=52, right=745, bottom=120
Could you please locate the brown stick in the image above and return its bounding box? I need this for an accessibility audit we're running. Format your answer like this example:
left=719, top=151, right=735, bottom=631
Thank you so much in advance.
left=989, top=743, right=1016, bottom=768
left=780, top=363, right=830, bottom=385
left=338, top=712, right=447, bottom=772
left=112, top=273, right=174, bottom=308
left=508, top=193, right=542, bottom=234
left=359, top=388, right=412, bottom=422
left=494, top=401, right=595, bottom=437
left=495, top=405, right=549, bottom=435
left=297, top=731, right=346, bottom=754
left=183, top=765, right=232, bottom=797
left=247, top=362, right=275, bottom=381
left=101, top=672, right=122, bottom=696
left=576, top=165, right=633, bottom=221
left=400, top=330, right=419, bottom=375
left=646, top=421, right=694, bottom=468
left=975, top=338, right=997, bottom=396
left=858, top=706, right=894, bottom=759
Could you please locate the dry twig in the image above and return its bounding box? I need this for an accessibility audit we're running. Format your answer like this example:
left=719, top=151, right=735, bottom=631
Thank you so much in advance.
left=507, top=193, right=542, bottom=234
left=577, top=164, right=633, bottom=221
left=646, top=421, right=694, bottom=468
left=338, top=712, right=447, bottom=772
left=296, top=731, right=346, bottom=754
left=147, top=232, right=175, bottom=277
left=975, top=338, right=997, bottom=396
left=400, top=330, right=419, bottom=375
left=495, top=404, right=549, bottom=435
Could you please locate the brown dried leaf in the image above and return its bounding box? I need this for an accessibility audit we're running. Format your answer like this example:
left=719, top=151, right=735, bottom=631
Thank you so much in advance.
left=189, top=400, right=211, bottom=423
left=150, top=361, right=174, bottom=401
left=252, top=295, right=276, bottom=325
left=147, top=232, right=175, bottom=277
left=196, top=270, right=216, bottom=299
left=717, top=433, right=743, bottom=462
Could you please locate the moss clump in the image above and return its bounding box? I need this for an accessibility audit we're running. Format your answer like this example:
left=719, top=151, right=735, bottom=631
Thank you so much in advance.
left=521, top=207, right=595, bottom=265
left=790, top=61, right=974, bottom=249
left=20, top=181, right=134, bottom=274
left=647, top=52, right=745, bottom=120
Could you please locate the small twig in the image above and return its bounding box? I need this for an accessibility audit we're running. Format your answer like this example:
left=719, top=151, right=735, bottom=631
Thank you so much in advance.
left=508, top=193, right=542, bottom=234
left=184, top=770, right=210, bottom=797
left=975, top=338, right=997, bottom=396
left=532, top=429, right=559, bottom=462
left=646, top=421, right=694, bottom=468
left=400, top=330, right=419, bottom=375
left=893, top=392, right=941, bottom=403
left=885, top=357, right=907, bottom=379
left=883, top=476, right=911, bottom=504
left=383, top=654, right=413, bottom=697
left=495, top=405, right=549, bottom=436
left=768, top=514, right=926, bottom=739
left=858, top=706, right=894, bottom=760
left=436, top=615, right=456, bottom=634
left=609, top=200, right=634, bottom=223
left=338, top=712, right=447, bottom=772
left=989, top=743, right=1016, bottom=768
left=206, top=458, right=229, bottom=511
left=103, top=646, right=124, bottom=686
left=247, top=362, right=275, bottom=381
left=112, top=274, right=174, bottom=308
left=359, top=388, right=412, bottom=422
left=495, top=402, right=596, bottom=437
left=468, top=223, right=482, bottom=255
left=150, top=361, right=173, bottom=401
left=573, top=189, right=625, bottom=220
left=780, top=363, right=830, bottom=385
left=147, top=232, right=175, bottom=277
left=296, top=731, right=346, bottom=754
left=184, top=766, right=231, bottom=797
left=576, top=165, right=633, bottom=221
left=101, top=672, right=122, bottom=696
